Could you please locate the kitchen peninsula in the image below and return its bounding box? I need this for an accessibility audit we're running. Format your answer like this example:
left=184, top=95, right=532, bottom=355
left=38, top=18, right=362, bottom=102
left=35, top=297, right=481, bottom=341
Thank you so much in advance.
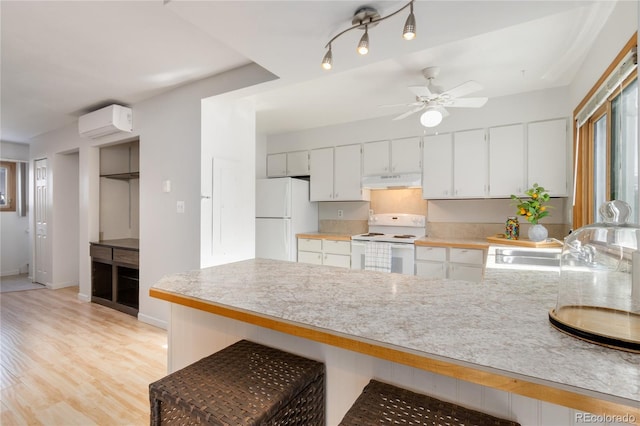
left=150, top=259, right=639, bottom=425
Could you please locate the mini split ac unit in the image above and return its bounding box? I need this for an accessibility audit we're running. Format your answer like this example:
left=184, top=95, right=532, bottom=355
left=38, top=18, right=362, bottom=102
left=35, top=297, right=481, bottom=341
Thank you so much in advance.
left=78, top=104, right=133, bottom=138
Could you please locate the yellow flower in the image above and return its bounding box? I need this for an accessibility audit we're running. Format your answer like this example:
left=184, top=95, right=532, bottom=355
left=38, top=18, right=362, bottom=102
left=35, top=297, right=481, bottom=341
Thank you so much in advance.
left=532, top=193, right=538, bottom=199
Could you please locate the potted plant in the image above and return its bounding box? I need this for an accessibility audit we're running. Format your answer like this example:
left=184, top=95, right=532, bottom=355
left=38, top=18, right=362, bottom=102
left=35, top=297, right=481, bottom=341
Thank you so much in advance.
left=511, top=183, right=551, bottom=242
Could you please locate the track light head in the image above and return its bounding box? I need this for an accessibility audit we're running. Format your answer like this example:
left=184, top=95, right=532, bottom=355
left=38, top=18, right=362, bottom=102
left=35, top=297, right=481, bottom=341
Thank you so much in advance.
left=403, top=4, right=416, bottom=40
left=357, top=26, right=369, bottom=55
left=322, top=46, right=333, bottom=70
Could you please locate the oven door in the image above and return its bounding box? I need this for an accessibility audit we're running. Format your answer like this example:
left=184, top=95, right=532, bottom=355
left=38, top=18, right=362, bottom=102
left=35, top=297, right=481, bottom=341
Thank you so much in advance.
left=351, top=241, right=415, bottom=275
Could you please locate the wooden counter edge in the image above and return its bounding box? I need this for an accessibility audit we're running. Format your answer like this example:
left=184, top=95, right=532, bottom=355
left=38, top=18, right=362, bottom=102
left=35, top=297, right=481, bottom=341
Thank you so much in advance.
left=150, top=287, right=639, bottom=420
left=296, top=233, right=353, bottom=241
left=415, top=240, right=489, bottom=250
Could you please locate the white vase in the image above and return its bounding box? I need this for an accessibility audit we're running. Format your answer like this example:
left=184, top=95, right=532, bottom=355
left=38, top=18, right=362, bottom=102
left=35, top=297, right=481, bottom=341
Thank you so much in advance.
left=528, top=224, right=548, bottom=242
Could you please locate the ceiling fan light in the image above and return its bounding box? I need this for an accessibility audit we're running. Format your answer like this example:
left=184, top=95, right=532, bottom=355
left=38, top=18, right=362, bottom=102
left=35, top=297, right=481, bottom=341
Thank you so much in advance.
left=402, top=6, right=416, bottom=40
left=420, top=108, right=443, bottom=127
left=357, top=27, right=369, bottom=55
left=321, top=47, right=333, bottom=70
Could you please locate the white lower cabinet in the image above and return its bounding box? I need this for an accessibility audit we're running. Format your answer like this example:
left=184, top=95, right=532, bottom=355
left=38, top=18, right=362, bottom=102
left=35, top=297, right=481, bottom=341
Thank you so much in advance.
left=298, top=237, right=351, bottom=268
left=415, top=245, right=485, bottom=282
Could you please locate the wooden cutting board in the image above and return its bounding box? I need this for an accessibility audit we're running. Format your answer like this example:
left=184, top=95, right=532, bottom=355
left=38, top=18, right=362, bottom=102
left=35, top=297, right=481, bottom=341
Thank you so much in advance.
left=486, top=234, right=563, bottom=248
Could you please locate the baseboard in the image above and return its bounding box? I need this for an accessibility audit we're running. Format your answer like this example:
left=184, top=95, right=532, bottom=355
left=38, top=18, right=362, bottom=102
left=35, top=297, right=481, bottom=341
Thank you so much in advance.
left=77, top=292, right=91, bottom=302
left=1, top=269, right=21, bottom=277
left=49, top=281, right=79, bottom=290
left=138, top=313, right=167, bottom=330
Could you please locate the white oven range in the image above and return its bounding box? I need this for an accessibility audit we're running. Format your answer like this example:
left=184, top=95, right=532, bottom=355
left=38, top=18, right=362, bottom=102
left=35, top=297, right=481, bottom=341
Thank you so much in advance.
left=351, top=213, right=426, bottom=275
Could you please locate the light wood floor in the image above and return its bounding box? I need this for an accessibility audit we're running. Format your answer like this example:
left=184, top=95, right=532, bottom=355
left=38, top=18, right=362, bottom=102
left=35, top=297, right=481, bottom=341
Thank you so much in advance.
left=0, top=286, right=167, bottom=425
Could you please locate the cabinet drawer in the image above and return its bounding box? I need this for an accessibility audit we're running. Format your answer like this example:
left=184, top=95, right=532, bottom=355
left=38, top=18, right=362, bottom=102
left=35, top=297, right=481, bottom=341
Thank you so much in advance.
left=415, top=261, right=446, bottom=279
left=113, top=249, right=139, bottom=266
left=298, top=238, right=322, bottom=252
left=90, top=245, right=112, bottom=260
left=449, top=248, right=484, bottom=265
left=415, top=246, right=447, bottom=262
left=322, top=239, right=351, bottom=255
left=323, top=253, right=351, bottom=268
left=449, top=264, right=483, bottom=282
left=298, top=251, right=322, bottom=265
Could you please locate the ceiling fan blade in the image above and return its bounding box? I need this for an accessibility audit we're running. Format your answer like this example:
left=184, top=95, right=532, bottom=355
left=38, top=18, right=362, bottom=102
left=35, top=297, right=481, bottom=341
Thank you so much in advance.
left=444, top=97, right=488, bottom=108
left=408, top=85, right=433, bottom=98
left=442, top=80, right=483, bottom=99
left=392, top=104, right=425, bottom=121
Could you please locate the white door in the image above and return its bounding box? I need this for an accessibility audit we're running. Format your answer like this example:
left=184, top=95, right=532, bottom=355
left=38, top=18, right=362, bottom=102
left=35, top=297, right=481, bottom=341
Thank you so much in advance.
left=310, top=148, right=334, bottom=201
left=391, top=137, right=422, bottom=173
left=256, top=218, right=292, bottom=261
left=423, top=133, right=453, bottom=199
left=286, top=151, right=309, bottom=176
left=454, top=129, right=487, bottom=197
left=34, top=158, right=48, bottom=284
left=256, top=178, right=291, bottom=218
left=528, top=118, right=568, bottom=196
left=334, top=144, right=362, bottom=200
left=489, top=124, right=525, bottom=197
left=362, top=141, right=389, bottom=176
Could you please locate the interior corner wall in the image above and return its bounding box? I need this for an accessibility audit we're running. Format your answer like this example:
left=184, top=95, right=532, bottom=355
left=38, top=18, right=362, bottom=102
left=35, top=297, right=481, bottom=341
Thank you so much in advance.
left=50, top=151, right=79, bottom=288
left=0, top=141, right=30, bottom=276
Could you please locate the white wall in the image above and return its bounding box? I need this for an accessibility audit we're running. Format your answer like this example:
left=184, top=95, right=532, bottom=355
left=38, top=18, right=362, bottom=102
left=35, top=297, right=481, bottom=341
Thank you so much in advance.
left=0, top=141, right=30, bottom=276
left=28, top=62, right=277, bottom=328
left=50, top=151, right=79, bottom=288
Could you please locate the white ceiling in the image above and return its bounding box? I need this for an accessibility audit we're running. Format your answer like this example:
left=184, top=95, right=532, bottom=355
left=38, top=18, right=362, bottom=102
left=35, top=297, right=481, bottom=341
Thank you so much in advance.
left=0, top=1, right=617, bottom=144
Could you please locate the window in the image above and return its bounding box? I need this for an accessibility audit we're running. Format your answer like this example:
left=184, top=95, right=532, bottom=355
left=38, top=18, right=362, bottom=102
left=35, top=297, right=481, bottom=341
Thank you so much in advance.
left=573, top=34, right=638, bottom=228
left=0, top=161, right=16, bottom=212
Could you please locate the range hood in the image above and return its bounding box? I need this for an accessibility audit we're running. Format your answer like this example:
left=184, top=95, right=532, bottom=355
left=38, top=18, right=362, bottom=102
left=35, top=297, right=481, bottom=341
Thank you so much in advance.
left=361, top=173, right=422, bottom=189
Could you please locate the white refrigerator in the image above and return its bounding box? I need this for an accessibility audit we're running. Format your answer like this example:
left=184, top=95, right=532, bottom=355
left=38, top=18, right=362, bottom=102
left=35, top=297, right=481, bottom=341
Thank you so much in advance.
left=256, top=177, right=318, bottom=261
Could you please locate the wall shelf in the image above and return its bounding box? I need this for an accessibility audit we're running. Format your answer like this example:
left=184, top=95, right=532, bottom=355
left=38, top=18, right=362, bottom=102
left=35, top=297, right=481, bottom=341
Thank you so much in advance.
left=100, top=171, right=139, bottom=180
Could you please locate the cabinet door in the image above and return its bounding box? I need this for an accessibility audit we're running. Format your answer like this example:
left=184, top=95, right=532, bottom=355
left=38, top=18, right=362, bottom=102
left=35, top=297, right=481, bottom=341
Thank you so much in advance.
left=527, top=118, right=568, bottom=196
left=488, top=124, right=525, bottom=197
left=415, top=261, right=446, bottom=278
left=267, top=153, right=287, bottom=177
left=449, top=264, right=483, bottom=282
left=323, top=253, right=351, bottom=268
left=298, top=251, right=323, bottom=265
left=391, top=137, right=422, bottom=173
left=454, top=129, right=487, bottom=197
left=287, top=151, right=309, bottom=176
left=310, top=148, right=334, bottom=201
left=362, top=141, right=390, bottom=176
left=422, top=133, right=453, bottom=199
left=322, top=239, right=351, bottom=255
left=334, top=144, right=365, bottom=201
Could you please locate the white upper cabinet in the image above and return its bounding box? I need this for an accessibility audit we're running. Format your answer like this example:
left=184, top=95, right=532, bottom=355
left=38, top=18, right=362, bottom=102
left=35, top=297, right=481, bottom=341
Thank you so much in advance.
left=453, top=129, right=487, bottom=197
left=363, top=138, right=422, bottom=176
left=334, top=144, right=367, bottom=201
left=423, top=133, right=453, bottom=199
left=286, top=151, right=309, bottom=176
left=391, top=137, right=422, bottom=174
left=362, top=141, right=390, bottom=176
left=266, top=153, right=287, bottom=177
left=527, top=118, right=568, bottom=196
left=488, top=124, right=525, bottom=197
left=267, top=151, right=309, bottom=177
left=310, top=145, right=369, bottom=202
left=310, top=148, right=334, bottom=201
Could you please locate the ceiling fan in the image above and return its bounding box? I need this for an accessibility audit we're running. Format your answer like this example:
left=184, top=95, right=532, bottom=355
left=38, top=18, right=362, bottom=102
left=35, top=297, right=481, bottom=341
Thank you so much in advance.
left=389, top=67, right=488, bottom=127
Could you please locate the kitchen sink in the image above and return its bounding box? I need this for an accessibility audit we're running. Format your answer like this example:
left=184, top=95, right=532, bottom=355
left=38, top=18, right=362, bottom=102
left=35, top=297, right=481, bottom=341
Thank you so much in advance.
left=486, top=246, right=562, bottom=270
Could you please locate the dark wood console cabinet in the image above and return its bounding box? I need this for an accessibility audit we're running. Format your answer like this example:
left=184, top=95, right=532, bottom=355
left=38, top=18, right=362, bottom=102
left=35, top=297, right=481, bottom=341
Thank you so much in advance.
left=90, top=239, right=139, bottom=316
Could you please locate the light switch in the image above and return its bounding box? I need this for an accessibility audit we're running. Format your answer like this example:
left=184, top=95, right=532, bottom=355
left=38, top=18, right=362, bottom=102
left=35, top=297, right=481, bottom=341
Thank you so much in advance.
left=162, top=180, right=171, bottom=193
left=176, top=201, right=185, bottom=213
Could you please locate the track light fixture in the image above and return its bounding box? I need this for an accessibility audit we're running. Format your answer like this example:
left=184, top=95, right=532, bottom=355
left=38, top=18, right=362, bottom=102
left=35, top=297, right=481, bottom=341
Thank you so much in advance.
left=321, top=0, right=416, bottom=70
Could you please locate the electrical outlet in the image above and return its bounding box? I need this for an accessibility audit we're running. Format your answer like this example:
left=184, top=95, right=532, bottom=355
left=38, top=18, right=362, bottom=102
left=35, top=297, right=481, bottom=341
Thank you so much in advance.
left=177, top=201, right=185, bottom=213
left=337, top=209, right=344, bottom=218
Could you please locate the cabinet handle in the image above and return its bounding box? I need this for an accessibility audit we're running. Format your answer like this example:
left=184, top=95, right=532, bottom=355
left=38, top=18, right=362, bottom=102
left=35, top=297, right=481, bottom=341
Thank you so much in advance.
left=335, top=192, right=339, bottom=198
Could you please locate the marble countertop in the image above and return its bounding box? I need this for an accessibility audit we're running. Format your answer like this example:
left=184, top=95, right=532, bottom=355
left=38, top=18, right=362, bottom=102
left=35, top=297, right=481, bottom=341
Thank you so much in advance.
left=151, top=259, right=639, bottom=409
left=415, top=237, right=489, bottom=249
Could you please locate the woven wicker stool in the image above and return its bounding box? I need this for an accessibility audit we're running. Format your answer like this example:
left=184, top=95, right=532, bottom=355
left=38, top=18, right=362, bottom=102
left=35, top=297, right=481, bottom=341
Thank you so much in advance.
left=339, top=380, right=520, bottom=426
left=149, top=340, right=325, bottom=425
